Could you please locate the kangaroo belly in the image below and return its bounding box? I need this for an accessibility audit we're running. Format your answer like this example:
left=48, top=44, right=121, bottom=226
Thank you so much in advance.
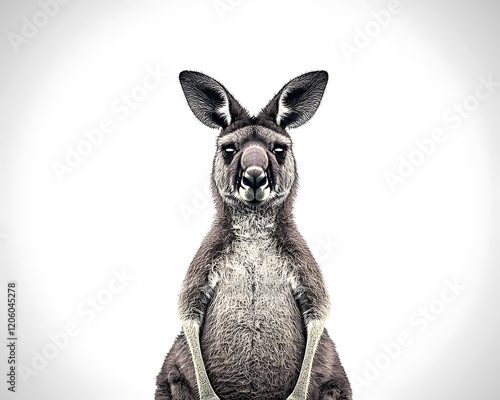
left=201, top=249, right=305, bottom=399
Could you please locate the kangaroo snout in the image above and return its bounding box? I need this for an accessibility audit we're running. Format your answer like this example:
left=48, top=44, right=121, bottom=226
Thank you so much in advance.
left=241, top=167, right=267, bottom=190
left=239, top=145, right=270, bottom=203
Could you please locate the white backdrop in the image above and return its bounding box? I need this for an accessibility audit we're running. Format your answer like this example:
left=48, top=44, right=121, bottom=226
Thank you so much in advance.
left=1, top=0, right=499, bottom=399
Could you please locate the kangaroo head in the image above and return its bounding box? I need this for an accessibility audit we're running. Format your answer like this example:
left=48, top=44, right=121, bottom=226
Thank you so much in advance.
left=179, top=70, right=328, bottom=209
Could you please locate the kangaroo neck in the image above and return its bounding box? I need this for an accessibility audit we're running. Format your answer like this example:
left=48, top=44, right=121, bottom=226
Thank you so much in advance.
left=224, top=202, right=283, bottom=241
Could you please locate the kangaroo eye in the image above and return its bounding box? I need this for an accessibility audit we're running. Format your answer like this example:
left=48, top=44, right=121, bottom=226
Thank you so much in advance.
left=273, top=145, right=286, bottom=156
left=223, top=146, right=237, bottom=157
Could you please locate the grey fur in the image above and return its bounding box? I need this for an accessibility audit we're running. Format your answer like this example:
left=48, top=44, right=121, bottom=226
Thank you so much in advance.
left=156, top=71, right=352, bottom=400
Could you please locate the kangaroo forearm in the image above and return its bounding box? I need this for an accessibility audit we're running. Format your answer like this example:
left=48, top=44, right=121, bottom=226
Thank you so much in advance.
left=182, top=319, right=219, bottom=399
left=289, top=319, right=326, bottom=398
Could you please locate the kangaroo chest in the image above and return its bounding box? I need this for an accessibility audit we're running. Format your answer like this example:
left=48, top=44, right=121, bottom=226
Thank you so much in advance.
left=217, top=237, right=290, bottom=305
left=200, top=234, right=305, bottom=398
left=205, top=238, right=294, bottom=322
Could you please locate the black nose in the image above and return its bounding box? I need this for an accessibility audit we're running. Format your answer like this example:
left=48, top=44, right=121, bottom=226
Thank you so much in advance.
left=241, top=167, right=267, bottom=190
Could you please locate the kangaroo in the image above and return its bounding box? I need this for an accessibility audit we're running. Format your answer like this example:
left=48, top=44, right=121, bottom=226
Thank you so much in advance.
left=156, top=71, right=352, bottom=400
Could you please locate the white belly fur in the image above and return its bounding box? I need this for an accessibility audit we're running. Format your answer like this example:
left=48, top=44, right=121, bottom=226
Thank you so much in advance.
left=201, top=236, right=305, bottom=397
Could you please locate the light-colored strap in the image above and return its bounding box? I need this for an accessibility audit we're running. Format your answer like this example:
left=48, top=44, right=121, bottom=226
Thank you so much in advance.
left=182, top=320, right=220, bottom=400
left=288, top=319, right=325, bottom=399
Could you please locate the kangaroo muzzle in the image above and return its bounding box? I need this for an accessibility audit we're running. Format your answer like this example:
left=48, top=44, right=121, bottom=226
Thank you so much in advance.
left=239, top=145, right=271, bottom=203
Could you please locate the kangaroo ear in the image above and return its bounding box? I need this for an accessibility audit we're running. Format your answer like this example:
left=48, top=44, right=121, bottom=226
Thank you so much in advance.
left=258, top=71, right=328, bottom=129
left=179, top=71, right=250, bottom=129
